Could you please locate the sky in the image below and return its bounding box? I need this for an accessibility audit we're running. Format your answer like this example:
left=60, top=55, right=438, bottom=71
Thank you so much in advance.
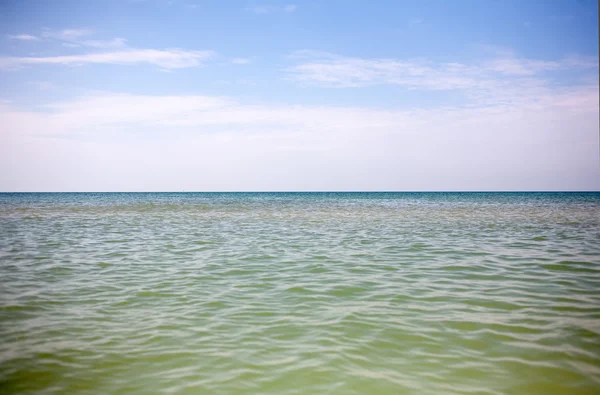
left=0, top=0, right=598, bottom=192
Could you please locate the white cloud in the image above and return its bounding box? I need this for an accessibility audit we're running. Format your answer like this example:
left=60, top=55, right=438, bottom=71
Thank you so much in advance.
left=79, top=37, right=127, bottom=49
left=4, top=28, right=212, bottom=70
left=231, top=57, right=251, bottom=64
left=563, top=54, right=600, bottom=69
left=215, top=79, right=257, bottom=86
left=288, top=51, right=490, bottom=92
left=27, top=81, right=55, bottom=90
left=246, top=4, right=297, bottom=14
left=39, top=29, right=127, bottom=49
left=33, top=85, right=596, bottom=130
left=8, top=34, right=39, bottom=41
left=484, top=58, right=561, bottom=75
left=41, top=28, right=92, bottom=41
left=1, top=82, right=597, bottom=191
left=0, top=48, right=216, bottom=70
left=287, top=51, right=599, bottom=107
left=246, top=5, right=273, bottom=14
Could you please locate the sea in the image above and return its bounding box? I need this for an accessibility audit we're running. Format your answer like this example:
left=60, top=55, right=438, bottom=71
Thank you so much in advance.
left=1, top=192, right=599, bottom=394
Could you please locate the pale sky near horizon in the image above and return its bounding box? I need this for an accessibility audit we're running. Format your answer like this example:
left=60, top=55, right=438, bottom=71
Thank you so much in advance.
left=0, top=0, right=598, bottom=191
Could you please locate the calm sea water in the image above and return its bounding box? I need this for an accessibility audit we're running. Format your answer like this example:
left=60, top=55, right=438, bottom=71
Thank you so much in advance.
left=1, top=192, right=599, bottom=394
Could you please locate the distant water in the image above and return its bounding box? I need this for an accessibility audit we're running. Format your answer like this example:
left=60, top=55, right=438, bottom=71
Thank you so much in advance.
left=1, top=192, right=599, bottom=394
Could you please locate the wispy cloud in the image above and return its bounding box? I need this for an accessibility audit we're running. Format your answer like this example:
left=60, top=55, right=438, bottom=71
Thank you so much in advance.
left=245, top=4, right=297, bottom=14
left=1, top=87, right=598, bottom=191
left=8, top=28, right=126, bottom=49
left=27, top=81, right=55, bottom=90
left=3, top=28, right=215, bottom=70
left=8, top=34, right=39, bottom=41
left=286, top=51, right=599, bottom=106
left=483, top=58, right=562, bottom=76
left=10, top=83, right=596, bottom=133
left=41, top=28, right=92, bottom=41
left=231, top=57, right=251, bottom=64
left=288, top=50, right=481, bottom=89
left=0, top=48, right=216, bottom=70
left=38, top=28, right=128, bottom=49
left=79, top=37, right=128, bottom=49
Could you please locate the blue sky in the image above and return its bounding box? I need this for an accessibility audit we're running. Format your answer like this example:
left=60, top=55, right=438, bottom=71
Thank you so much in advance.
left=0, top=0, right=598, bottom=191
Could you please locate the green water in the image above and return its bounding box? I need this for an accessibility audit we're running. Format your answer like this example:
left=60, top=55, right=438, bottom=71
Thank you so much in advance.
left=1, top=192, right=599, bottom=394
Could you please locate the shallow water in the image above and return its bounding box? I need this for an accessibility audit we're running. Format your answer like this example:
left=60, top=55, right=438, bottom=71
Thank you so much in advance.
left=1, top=192, right=599, bottom=394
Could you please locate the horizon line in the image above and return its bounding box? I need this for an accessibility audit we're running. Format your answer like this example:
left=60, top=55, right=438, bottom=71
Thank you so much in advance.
left=1, top=190, right=600, bottom=194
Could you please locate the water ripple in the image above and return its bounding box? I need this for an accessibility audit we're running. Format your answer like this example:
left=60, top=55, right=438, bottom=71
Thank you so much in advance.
left=1, top=192, right=599, bottom=394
